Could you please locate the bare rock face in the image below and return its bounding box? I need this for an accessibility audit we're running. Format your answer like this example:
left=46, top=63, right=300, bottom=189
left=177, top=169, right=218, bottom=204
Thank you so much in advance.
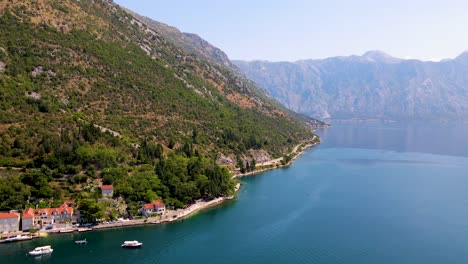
left=235, top=51, right=468, bottom=120
left=216, top=150, right=273, bottom=167
left=31, top=66, right=44, bottom=77
left=216, top=153, right=235, bottom=165
left=247, top=149, right=272, bottom=163
left=0, top=61, right=5, bottom=72
left=25, top=92, right=41, bottom=100
left=32, top=66, right=56, bottom=77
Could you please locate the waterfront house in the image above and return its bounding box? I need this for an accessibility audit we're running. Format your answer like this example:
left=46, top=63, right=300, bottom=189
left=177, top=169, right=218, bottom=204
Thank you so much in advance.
left=38, top=203, right=74, bottom=226
left=142, top=200, right=166, bottom=216
left=21, top=208, right=35, bottom=231
left=101, top=185, right=114, bottom=198
left=24, top=202, right=74, bottom=227
left=0, top=211, right=20, bottom=234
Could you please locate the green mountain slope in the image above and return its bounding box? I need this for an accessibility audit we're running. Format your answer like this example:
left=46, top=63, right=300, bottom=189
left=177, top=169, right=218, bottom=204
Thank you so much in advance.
left=0, top=0, right=316, bottom=213
left=125, top=9, right=328, bottom=129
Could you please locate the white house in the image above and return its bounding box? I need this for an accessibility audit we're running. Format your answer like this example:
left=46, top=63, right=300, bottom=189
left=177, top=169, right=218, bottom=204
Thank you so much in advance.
left=142, top=200, right=166, bottom=216
left=101, top=185, right=114, bottom=198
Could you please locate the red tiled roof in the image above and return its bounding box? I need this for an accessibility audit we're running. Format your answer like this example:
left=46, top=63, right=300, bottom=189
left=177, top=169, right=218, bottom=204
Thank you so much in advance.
left=23, top=208, right=35, bottom=218
left=35, top=208, right=53, bottom=216
left=101, top=185, right=113, bottom=190
left=0, top=212, right=20, bottom=219
left=143, top=200, right=165, bottom=210
left=62, top=207, right=73, bottom=215
left=151, top=200, right=165, bottom=207
left=34, top=204, right=73, bottom=216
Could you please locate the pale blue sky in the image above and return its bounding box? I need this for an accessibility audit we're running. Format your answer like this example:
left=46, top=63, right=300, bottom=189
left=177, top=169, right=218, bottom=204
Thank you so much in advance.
left=114, top=0, right=468, bottom=62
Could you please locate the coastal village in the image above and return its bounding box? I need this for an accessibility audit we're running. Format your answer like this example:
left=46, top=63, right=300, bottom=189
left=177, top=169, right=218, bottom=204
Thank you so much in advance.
left=0, top=184, right=168, bottom=240
left=0, top=141, right=313, bottom=242
left=0, top=183, right=242, bottom=243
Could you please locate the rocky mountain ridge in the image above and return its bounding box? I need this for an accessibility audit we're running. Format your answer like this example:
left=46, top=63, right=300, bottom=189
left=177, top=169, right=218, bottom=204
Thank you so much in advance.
left=125, top=8, right=327, bottom=129
left=235, top=51, right=468, bottom=120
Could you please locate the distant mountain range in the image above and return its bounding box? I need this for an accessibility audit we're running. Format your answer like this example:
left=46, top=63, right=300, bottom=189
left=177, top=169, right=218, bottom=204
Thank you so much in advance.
left=234, top=51, right=468, bottom=120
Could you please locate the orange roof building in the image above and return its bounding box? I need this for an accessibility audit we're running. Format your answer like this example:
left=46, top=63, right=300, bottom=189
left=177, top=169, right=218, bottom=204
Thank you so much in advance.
left=21, top=208, right=35, bottom=231
left=22, top=202, right=75, bottom=227
left=0, top=211, right=20, bottom=233
left=0, top=212, right=20, bottom=219
left=101, top=185, right=114, bottom=198
left=101, top=185, right=113, bottom=190
left=142, top=200, right=166, bottom=216
left=22, top=208, right=35, bottom=218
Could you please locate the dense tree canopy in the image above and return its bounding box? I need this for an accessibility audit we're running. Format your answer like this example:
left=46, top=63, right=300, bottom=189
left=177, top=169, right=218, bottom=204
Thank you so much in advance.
left=0, top=0, right=317, bottom=219
left=0, top=174, right=31, bottom=211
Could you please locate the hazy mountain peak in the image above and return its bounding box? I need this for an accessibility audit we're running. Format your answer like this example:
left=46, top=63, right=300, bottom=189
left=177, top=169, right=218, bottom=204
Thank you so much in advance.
left=361, top=50, right=402, bottom=63
left=235, top=51, right=468, bottom=120
left=362, top=50, right=390, bottom=57
left=121, top=8, right=234, bottom=68
left=455, top=50, right=468, bottom=61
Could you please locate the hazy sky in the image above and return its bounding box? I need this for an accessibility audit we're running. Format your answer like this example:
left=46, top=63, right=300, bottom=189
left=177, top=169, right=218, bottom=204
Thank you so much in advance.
left=114, top=0, right=468, bottom=62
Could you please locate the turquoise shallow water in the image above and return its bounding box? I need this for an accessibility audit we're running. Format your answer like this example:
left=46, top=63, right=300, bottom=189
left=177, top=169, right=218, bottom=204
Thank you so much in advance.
left=3, top=122, right=468, bottom=264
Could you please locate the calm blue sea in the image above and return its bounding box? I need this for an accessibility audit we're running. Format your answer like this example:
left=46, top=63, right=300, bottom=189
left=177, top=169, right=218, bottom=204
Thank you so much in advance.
left=2, top=121, right=468, bottom=264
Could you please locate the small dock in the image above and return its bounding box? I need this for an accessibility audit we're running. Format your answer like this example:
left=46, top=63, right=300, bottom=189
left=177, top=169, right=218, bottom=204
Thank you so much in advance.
left=0, top=234, right=38, bottom=243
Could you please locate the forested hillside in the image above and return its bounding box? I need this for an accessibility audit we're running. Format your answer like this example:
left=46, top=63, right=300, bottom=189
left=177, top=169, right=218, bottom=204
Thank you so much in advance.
left=126, top=9, right=328, bottom=129
left=0, top=0, right=317, bottom=216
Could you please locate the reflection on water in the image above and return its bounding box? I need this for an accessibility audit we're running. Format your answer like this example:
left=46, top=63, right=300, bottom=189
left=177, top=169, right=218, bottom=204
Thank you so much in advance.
left=336, top=158, right=439, bottom=165
left=318, top=121, right=468, bottom=157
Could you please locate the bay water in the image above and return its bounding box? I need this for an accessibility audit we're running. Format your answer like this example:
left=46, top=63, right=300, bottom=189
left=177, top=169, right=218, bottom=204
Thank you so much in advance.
left=3, top=121, right=468, bottom=264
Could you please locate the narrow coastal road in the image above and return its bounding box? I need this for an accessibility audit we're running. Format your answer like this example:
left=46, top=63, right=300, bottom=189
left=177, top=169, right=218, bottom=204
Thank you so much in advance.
left=255, top=137, right=316, bottom=167
left=257, top=157, right=283, bottom=167
left=234, top=136, right=319, bottom=178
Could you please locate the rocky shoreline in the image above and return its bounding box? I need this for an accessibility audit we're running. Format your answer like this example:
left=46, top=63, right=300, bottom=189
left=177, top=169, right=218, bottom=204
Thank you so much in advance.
left=27, top=141, right=318, bottom=238
left=37, top=183, right=242, bottom=235
left=233, top=141, right=319, bottom=178
left=91, top=193, right=238, bottom=231
left=89, top=141, right=319, bottom=231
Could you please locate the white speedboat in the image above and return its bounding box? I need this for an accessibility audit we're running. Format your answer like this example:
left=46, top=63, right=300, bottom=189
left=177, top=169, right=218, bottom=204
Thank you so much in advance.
left=28, top=245, right=53, bottom=256
left=121, top=240, right=142, bottom=248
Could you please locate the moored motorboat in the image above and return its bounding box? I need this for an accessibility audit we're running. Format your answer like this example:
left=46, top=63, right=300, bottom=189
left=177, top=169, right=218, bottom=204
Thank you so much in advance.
left=75, top=239, right=87, bottom=244
left=28, top=245, right=53, bottom=256
left=121, top=240, right=142, bottom=248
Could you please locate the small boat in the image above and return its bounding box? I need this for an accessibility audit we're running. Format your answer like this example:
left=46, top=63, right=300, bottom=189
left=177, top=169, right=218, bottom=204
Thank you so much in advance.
left=75, top=239, right=87, bottom=244
left=28, top=245, right=53, bottom=256
left=121, top=240, right=142, bottom=248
